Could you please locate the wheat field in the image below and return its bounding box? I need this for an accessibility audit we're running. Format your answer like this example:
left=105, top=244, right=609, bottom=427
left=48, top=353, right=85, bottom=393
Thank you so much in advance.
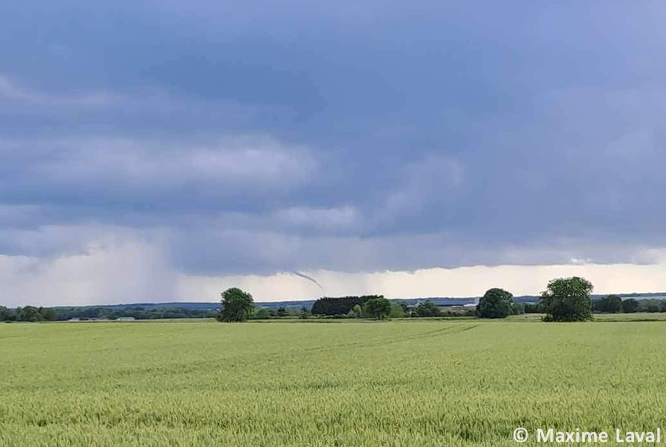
left=2, top=319, right=666, bottom=446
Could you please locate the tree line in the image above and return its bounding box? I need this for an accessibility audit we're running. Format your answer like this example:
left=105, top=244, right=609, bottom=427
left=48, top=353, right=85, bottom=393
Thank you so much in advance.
left=311, top=296, right=381, bottom=315
left=217, top=288, right=484, bottom=322
left=0, top=305, right=217, bottom=322
left=476, top=277, right=656, bottom=320
left=4, top=277, right=665, bottom=323
left=0, top=306, right=57, bottom=322
left=474, top=277, right=594, bottom=321
left=216, top=277, right=654, bottom=323
left=217, top=289, right=396, bottom=322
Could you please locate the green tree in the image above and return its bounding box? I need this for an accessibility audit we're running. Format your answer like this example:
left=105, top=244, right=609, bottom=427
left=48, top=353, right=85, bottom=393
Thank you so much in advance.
left=541, top=277, right=593, bottom=322
left=659, top=300, right=666, bottom=312
left=253, top=308, right=272, bottom=319
left=622, top=298, right=639, bottom=313
left=477, top=288, right=514, bottom=319
left=39, top=308, right=58, bottom=321
left=414, top=301, right=442, bottom=317
left=594, top=295, right=622, bottom=313
left=524, top=302, right=544, bottom=313
left=0, top=306, right=11, bottom=321
left=311, top=296, right=377, bottom=315
left=18, top=306, right=43, bottom=322
left=641, top=300, right=661, bottom=313
left=347, top=304, right=363, bottom=318
left=390, top=302, right=405, bottom=318
left=276, top=307, right=288, bottom=317
left=593, top=297, right=607, bottom=313
left=512, top=302, right=525, bottom=315
left=605, top=295, right=623, bottom=313
left=363, top=297, right=391, bottom=320
left=217, top=288, right=254, bottom=322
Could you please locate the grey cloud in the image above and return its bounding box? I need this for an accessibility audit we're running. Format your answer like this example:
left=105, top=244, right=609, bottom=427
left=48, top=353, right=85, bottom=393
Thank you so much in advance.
left=0, top=73, right=121, bottom=107
left=166, top=225, right=666, bottom=276
left=273, top=206, right=361, bottom=232
left=382, top=155, right=465, bottom=221
left=0, top=136, right=317, bottom=213
left=3, top=0, right=666, bottom=280
left=0, top=237, right=178, bottom=306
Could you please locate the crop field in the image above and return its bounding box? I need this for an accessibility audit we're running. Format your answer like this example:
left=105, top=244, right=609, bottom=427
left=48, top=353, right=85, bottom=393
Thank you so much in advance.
left=2, top=320, right=666, bottom=446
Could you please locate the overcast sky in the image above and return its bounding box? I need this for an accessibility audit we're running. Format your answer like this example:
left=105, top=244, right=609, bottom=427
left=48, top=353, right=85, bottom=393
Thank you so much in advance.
left=2, top=1, right=666, bottom=306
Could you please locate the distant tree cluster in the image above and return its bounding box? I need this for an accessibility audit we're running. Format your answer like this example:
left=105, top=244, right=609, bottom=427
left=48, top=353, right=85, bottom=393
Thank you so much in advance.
left=524, top=293, right=642, bottom=316
left=411, top=301, right=442, bottom=317
left=0, top=305, right=221, bottom=322
left=591, top=295, right=642, bottom=314
left=311, top=296, right=380, bottom=316
left=593, top=294, right=623, bottom=313
left=0, top=306, right=57, bottom=322
left=217, top=291, right=394, bottom=322
left=403, top=301, right=480, bottom=318
left=309, top=297, right=476, bottom=320
left=57, top=306, right=217, bottom=321
left=524, top=303, right=545, bottom=313
left=363, top=297, right=392, bottom=320
left=631, top=299, right=666, bottom=313
left=253, top=306, right=310, bottom=320
left=621, top=298, right=640, bottom=313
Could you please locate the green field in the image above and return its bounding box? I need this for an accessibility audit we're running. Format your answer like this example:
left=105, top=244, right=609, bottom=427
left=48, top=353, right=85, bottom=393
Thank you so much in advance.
left=2, top=319, right=666, bottom=446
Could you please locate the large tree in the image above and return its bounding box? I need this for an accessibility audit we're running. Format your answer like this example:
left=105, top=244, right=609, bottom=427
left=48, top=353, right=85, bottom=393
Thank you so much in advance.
left=541, top=277, right=593, bottom=322
left=363, top=297, right=391, bottom=320
left=477, top=288, right=514, bottom=319
left=217, top=288, right=254, bottom=322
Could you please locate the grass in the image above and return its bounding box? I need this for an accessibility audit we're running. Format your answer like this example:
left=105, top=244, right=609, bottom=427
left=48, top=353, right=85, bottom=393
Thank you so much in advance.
left=2, top=319, right=666, bottom=446
left=592, top=312, right=666, bottom=322
left=508, top=312, right=666, bottom=322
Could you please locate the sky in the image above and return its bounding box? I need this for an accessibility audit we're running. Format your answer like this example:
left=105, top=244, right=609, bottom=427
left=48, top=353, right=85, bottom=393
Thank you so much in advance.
left=2, top=1, right=666, bottom=306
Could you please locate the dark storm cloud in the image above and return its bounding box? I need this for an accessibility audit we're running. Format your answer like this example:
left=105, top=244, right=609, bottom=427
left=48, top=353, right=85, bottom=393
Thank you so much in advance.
left=2, top=0, right=666, bottom=274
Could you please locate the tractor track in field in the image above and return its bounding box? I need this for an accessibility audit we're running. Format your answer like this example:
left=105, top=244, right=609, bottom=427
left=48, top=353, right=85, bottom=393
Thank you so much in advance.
left=304, top=323, right=480, bottom=353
